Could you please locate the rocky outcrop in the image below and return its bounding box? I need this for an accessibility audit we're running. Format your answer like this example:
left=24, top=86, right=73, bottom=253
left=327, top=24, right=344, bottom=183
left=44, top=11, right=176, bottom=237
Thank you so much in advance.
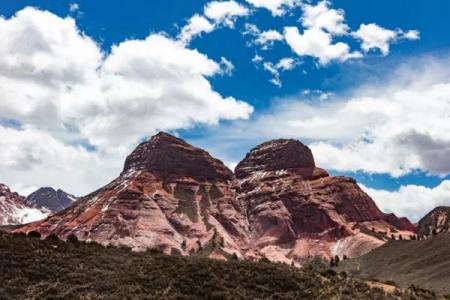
left=122, top=132, right=233, bottom=181
left=16, top=133, right=249, bottom=258
left=26, top=187, right=77, bottom=213
left=233, top=139, right=415, bottom=262
left=417, top=206, right=450, bottom=236
left=15, top=133, right=415, bottom=264
left=0, top=184, right=47, bottom=225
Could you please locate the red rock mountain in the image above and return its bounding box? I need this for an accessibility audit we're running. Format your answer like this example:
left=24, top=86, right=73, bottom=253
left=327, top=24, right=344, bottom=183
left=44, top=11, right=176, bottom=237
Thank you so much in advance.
left=15, top=132, right=415, bottom=264
left=417, top=206, right=450, bottom=236
left=0, top=183, right=47, bottom=225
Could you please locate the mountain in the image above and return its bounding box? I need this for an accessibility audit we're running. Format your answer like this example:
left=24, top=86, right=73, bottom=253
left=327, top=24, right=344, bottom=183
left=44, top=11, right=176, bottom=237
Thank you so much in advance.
left=0, top=183, right=47, bottom=225
left=0, top=231, right=439, bottom=300
left=233, top=138, right=415, bottom=262
left=14, top=132, right=415, bottom=263
left=417, top=206, right=450, bottom=236
left=26, top=187, right=77, bottom=213
left=336, top=234, right=450, bottom=294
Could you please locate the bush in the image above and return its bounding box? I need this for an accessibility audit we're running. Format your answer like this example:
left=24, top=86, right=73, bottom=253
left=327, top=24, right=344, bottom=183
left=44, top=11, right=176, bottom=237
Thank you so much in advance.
left=27, top=231, right=41, bottom=239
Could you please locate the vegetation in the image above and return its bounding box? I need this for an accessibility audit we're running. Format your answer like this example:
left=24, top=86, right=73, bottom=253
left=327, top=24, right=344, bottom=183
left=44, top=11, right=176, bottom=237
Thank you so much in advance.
left=0, top=231, right=443, bottom=299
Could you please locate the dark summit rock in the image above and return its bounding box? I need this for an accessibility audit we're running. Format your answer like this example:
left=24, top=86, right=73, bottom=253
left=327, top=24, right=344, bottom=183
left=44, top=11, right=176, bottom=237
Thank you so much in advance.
left=26, top=187, right=77, bottom=213
left=122, top=132, right=233, bottom=181
left=235, top=139, right=316, bottom=179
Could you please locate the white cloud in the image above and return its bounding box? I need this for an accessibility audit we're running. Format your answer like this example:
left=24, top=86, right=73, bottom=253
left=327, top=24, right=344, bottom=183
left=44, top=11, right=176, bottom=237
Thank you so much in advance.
left=263, top=57, right=299, bottom=87
left=353, top=24, right=420, bottom=56
left=244, top=23, right=283, bottom=50
left=179, top=1, right=249, bottom=44
left=284, top=27, right=362, bottom=65
left=353, top=24, right=398, bottom=56
left=178, top=14, right=215, bottom=44
left=403, top=30, right=420, bottom=40
left=0, top=7, right=253, bottom=194
left=204, top=0, right=250, bottom=27
left=219, top=57, right=235, bottom=75
left=245, top=0, right=299, bottom=16
left=301, top=0, right=348, bottom=35
left=69, top=3, right=79, bottom=13
left=362, top=182, right=450, bottom=222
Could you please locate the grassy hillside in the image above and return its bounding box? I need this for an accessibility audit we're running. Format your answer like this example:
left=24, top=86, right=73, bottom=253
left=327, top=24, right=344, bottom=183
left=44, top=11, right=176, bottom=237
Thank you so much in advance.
left=337, top=234, right=450, bottom=296
left=0, top=231, right=443, bottom=300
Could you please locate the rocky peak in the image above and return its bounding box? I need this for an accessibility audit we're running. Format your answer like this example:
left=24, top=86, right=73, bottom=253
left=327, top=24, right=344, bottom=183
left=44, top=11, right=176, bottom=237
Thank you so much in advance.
left=122, top=132, right=233, bottom=181
left=417, top=206, right=450, bottom=236
left=235, top=139, right=316, bottom=179
left=26, top=187, right=77, bottom=213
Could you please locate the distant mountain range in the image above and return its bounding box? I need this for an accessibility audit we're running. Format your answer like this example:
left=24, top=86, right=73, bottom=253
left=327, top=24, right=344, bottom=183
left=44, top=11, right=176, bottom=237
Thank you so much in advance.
left=13, top=132, right=419, bottom=264
left=0, top=184, right=77, bottom=226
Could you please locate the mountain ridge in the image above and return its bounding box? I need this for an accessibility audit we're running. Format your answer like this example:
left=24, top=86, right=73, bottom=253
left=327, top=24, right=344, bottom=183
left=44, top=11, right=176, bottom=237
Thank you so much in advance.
left=14, top=132, right=415, bottom=264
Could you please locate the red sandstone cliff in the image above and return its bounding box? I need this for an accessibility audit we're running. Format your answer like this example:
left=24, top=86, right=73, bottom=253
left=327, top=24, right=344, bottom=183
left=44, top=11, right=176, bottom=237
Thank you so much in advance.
left=15, top=132, right=415, bottom=264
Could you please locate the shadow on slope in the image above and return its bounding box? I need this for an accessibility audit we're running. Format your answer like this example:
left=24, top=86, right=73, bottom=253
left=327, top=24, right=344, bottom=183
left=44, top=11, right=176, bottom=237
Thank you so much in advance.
left=337, top=234, right=450, bottom=295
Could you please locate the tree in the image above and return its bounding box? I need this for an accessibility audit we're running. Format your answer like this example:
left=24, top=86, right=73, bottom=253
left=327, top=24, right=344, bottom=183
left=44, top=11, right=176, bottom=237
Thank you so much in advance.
left=343, top=255, right=348, bottom=260
left=330, top=258, right=335, bottom=267
left=66, top=234, right=78, bottom=243
left=399, top=234, right=403, bottom=240
left=391, top=234, right=396, bottom=240
left=432, top=229, right=438, bottom=236
left=231, top=253, right=239, bottom=261
left=334, top=255, right=340, bottom=266
left=27, top=231, right=41, bottom=239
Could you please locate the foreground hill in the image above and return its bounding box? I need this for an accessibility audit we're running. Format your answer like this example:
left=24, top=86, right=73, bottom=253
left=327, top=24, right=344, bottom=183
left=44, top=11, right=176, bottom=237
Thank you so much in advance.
left=336, top=234, right=450, bottom=295
left=0, top=232, right=442, bottom=300
left=15, top=132, right=414, bottom=263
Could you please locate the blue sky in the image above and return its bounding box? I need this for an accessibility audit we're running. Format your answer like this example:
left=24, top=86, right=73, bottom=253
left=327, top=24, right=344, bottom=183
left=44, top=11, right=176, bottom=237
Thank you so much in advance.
left=1, top=0, right=450, bottom=221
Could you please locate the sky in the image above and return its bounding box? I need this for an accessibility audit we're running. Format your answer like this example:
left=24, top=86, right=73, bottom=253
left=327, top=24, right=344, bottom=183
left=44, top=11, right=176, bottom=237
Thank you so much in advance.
left=1, top=0, right=450, bottom=222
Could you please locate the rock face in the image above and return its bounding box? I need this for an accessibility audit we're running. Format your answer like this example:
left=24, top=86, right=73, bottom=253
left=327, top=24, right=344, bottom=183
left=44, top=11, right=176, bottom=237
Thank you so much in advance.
left=233, top=139, right=415, bottom=262
left=26, top=187, right=77, bottom=213
left=15, top=133, right=415, bottom=264
left=417, top=206, right=450, bottom=236
left=0, top=184, right=47, bottom=225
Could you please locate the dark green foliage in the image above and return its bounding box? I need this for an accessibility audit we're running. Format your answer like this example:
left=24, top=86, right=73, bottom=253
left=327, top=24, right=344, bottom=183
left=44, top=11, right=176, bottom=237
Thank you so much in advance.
left=66, top=234, right=78, bottom=243
left=0, top=232, right=441, bottom=299
left=174, top=184, right=199, bottom=223
left=27, top=231, right=41, bottom=239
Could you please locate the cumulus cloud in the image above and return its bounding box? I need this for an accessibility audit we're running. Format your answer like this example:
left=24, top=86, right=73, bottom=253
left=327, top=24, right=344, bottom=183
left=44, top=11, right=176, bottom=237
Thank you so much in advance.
left=204, top=0, right=249, bottom=27
left=178, top=14, right=215, bottom=44
left=283, top=1, right=361, bottom=65
left=362, top=182, right=450, bottom=222
left=245, top=0, right=299, bottom=16
left=179, top=1, right=249, bottom=44
left=353, top=24, right=421, bottom=56
left=284, top=27, right=362, bottom=65
left=300, top=0, right=348, bottom=35
left=0, top=7, right=253, bottom=194
left=244, top=23, right=283, bottom=50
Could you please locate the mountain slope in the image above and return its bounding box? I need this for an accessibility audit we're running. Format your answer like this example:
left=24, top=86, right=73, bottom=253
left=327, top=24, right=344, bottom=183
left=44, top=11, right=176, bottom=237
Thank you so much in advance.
left=0, top=184, right=47, bottom=225
left=417, top=207, right=450, bottom=236
left=336, top=234, right=450, bottom=294
left=15, top=132, right=415, bottom=263
left=26, top=187, right=77, bottom=213
left=233, top=138, right=415, bottom=262
left=0, top=231, right=441, bottom=300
